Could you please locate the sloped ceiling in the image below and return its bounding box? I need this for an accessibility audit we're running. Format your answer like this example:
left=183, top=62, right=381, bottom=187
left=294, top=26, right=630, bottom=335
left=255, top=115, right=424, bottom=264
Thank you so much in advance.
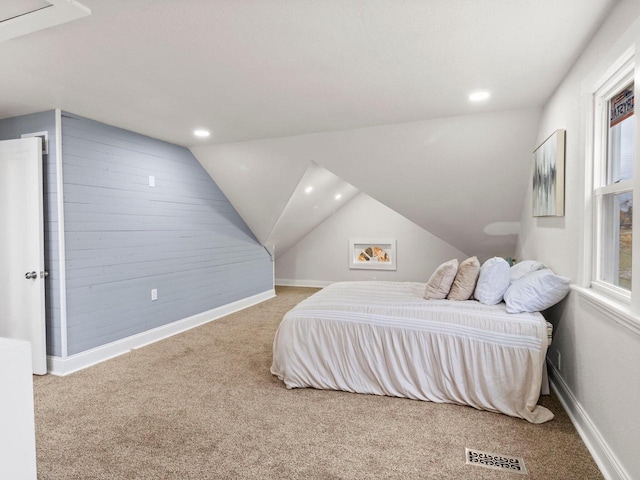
left=265, top=164, right=359, bottom=257
left=191, top=140, right=360, bottom=254
left=192, top=107, right=540, bottom=258
left=0, top=0, right=618, bottom=258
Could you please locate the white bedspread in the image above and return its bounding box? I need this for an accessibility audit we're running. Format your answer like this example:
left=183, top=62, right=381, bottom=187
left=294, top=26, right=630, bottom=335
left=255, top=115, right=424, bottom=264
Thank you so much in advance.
left=271, top=281, right=553, bottom=424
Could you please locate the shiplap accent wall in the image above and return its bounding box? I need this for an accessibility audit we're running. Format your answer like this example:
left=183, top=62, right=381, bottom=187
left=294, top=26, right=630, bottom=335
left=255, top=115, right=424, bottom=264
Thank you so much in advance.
left=0, top=111, right=62, bottom=356
left=61, top=112, right=273, bottom=355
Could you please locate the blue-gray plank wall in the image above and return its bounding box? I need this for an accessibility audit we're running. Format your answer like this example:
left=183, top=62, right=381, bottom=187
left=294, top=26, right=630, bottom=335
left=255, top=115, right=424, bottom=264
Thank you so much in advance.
left=0, top=111, right=62, bottom=356
left=61, top=112, right=273, bottom=355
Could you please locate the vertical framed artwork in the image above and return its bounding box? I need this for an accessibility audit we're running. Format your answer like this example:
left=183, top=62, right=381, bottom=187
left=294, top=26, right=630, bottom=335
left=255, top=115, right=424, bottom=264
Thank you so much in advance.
left=349, top=239, right=396, bottom=270
left=532, top=129, right=566, bottom=217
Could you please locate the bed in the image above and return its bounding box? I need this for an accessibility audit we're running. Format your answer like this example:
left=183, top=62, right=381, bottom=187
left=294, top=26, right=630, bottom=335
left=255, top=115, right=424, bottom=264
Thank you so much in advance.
left=271, top=281, right=553, bottom=424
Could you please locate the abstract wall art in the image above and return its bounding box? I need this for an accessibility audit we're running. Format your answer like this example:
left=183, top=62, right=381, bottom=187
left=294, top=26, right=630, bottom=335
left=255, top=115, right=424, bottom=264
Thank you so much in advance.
left=532, top=129, right=566, bottom=217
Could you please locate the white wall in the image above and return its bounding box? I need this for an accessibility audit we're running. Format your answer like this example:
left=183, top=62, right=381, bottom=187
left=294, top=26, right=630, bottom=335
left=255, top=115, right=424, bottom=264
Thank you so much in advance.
left=275, top=193, right=466, bottom=286
left=516, top=2, right=640, bottom=478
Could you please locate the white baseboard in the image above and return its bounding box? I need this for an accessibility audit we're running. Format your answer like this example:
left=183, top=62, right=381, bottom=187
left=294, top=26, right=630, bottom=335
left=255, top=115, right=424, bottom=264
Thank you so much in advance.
left=275, top=278, right=332, bottom=288
left=548, top=362, right=630, bottom=480
left=47, top=289, right=276, bottom=376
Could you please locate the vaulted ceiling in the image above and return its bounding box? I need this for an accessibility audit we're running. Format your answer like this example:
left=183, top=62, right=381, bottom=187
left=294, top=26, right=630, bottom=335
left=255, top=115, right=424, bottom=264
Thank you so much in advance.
left=0, top=0, right=619, bottom=258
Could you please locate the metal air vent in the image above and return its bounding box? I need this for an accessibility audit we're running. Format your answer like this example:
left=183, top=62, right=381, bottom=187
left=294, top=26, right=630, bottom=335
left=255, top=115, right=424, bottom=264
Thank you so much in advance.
left=465, top=448, right=528, bottom=475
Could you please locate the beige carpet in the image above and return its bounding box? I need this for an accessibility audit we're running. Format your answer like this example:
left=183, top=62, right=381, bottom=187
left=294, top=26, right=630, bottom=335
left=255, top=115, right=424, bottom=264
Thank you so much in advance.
left=34, top=286, right=603, bottom=479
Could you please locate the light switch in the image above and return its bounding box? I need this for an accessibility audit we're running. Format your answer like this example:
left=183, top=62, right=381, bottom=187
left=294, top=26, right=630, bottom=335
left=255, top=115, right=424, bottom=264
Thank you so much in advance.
left=149, top=175, right=155, bottom=187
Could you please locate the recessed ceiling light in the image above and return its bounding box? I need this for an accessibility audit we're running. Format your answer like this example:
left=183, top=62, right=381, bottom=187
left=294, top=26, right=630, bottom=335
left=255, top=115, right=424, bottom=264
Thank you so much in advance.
left=469, top=91, right=491, bottom=102
left=304, top=186, right=313, bottom=194
left=334, top=193, right=342, bottom=200
left=193, top=129, right=210, bottom=138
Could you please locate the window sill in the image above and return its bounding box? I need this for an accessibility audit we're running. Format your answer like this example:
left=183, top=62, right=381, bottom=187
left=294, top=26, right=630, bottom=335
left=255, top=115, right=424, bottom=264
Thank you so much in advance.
left=571, top=285, right=640, bottom=337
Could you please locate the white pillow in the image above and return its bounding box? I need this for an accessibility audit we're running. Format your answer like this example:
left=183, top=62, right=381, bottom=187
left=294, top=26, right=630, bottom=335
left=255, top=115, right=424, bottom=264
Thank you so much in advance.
left=510, top=260, right=545, bottom=282
left=474, top=257, right=511, bottom=305
left=504, top=269, right=571, bottom=313
left=424, top=259, right=459, bottom=300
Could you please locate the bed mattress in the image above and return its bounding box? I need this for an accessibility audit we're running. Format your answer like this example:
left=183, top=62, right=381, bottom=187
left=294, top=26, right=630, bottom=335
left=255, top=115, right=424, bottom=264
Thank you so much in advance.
left=271, top=281, right=553, bottom=424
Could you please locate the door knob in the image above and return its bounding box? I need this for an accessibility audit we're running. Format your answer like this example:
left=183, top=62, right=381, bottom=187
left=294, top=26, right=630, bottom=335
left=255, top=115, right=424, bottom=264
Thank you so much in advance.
left=25, top=271, right=37, bottom=280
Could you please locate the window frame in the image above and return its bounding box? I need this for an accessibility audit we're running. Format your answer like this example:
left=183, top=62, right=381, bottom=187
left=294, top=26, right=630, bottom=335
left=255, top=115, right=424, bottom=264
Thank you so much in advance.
left=586, top=48, right=640, bottom=309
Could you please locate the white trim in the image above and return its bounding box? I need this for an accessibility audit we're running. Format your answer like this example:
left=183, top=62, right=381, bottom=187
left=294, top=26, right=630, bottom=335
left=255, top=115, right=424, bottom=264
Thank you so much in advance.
left=55, top=109, right=68, bottom=358
left=586, top=48, right=636, bottom=301
left=591, top=46, right=636, bottom=97
left=595, top=180, right=634, bottom=196
left=272, top=250, right=275, bottom=288
left=21, top=131, right=49, bottom=154
left=47, top=289, right=275, bottom=376
left=572, top=285, right=640, bottom=336
left=549, top=363, right=632, bottom=480
left=590, top=280, right=632, bottom=305
left=581, top=86, right=596, bottom=287
left=275, top=278, right=332, bottom=288
left=632, top=57, right=640, bottom=313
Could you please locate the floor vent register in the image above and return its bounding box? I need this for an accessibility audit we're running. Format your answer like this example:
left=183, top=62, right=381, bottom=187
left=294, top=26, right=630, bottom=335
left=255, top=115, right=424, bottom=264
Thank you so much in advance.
left=465, top=448, right=528, bottom=475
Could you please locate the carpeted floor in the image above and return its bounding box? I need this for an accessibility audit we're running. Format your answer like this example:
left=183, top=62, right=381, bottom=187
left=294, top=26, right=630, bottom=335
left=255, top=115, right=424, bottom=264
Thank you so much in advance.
left=34, top=286, right=603, bottom=479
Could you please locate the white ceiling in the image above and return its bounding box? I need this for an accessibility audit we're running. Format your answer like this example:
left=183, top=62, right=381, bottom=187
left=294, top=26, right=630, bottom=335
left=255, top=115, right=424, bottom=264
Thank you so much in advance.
left=0, top=0, right=615, bottom=147
left=0, top=0, right=619, bottom=260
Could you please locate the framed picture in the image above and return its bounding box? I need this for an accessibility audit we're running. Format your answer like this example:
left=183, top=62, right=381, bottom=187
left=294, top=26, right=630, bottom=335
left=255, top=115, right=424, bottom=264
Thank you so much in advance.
left=532, top=129, right=565, bottom=217
left=349, top=239, right=396, bottom=270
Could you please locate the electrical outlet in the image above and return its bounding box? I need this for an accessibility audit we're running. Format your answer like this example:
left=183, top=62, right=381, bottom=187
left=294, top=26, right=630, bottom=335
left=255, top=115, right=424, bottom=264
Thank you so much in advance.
left=557, top=351, right=561, bottom=371
left=151, top=288, right=158, bottom=301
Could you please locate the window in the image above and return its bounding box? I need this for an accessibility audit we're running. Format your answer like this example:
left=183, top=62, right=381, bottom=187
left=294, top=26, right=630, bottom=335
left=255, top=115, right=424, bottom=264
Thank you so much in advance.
left=590, top=52, right=637, bottom=303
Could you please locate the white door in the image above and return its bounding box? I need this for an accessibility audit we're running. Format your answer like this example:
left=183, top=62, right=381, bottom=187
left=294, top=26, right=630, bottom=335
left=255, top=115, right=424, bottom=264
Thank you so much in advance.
left=0, top=138, right=47, bottom=375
